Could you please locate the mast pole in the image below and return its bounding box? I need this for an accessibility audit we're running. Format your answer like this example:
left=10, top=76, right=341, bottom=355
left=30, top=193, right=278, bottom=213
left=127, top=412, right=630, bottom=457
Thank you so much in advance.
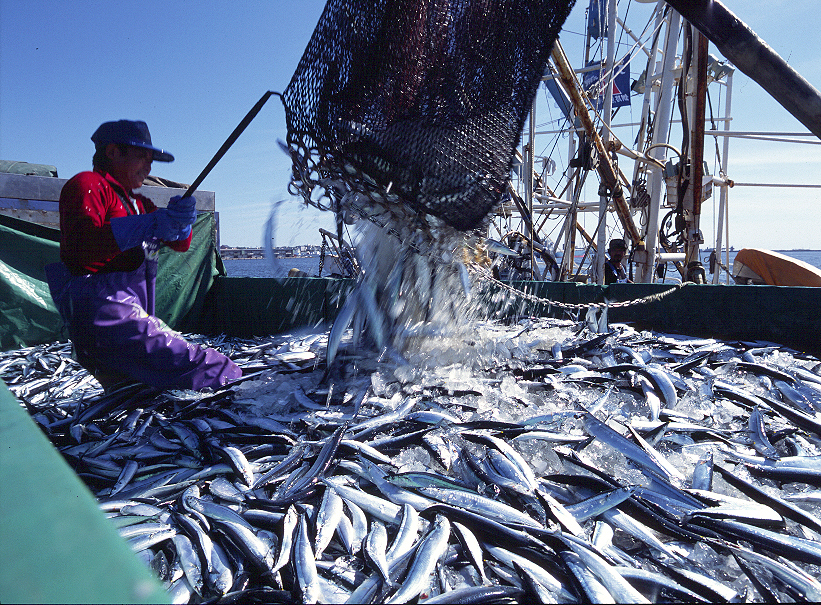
left=684, top=29, right=709, bottom=282
left=528, top=96, right=537, bottom=277
left=632, top=1, right=665, bottom=282
left=596, top=0, right=618, bottom=284
left=631, top=2, right=665, bottom=190
left=713, top=70, right=734, bottom=283
left=637, top=8, right=681, bottom=282
left=563, top=128, right=578, bottom=279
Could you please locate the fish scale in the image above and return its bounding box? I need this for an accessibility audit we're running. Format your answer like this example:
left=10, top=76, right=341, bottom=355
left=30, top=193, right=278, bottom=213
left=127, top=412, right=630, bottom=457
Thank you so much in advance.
left=4, top=320, right=821, bottom=603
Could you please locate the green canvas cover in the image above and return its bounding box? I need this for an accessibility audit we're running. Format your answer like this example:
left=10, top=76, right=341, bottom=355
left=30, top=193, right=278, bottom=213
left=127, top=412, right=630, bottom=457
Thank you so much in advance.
left=194, top=276, right=353, bottom=337
left=0, top=380, right=169, bottom=603
left=196, top=276, right=821, bottom=356
left=0, top=212, right=223, bottom=352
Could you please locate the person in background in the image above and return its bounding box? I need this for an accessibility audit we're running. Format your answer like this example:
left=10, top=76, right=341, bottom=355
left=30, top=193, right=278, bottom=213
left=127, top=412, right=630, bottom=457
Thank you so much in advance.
left=603, top=238, right=631, bottom=284
left=45, top=120, right=241, bottom=392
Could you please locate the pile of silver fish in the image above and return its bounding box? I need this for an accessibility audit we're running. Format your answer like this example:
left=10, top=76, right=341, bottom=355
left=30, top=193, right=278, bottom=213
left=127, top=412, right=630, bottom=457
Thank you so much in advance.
left=4, top=317, right=821, bottom=604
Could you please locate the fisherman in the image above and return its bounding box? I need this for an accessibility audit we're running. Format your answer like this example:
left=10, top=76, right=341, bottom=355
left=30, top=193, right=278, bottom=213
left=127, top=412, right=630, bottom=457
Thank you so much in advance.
left=603, top=238, right=632, bottom=284
left=45, top=120, right=242, bottom=392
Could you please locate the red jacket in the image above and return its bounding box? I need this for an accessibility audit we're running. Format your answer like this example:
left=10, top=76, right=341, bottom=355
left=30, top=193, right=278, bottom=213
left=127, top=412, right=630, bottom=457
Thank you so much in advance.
left=59, top=170, right=191, bottom=275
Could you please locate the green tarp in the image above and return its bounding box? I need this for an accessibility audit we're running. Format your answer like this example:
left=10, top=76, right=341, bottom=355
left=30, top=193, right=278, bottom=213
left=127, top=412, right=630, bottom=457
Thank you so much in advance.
left=193, top=276, right=352, bottom=337
left=0, top=216, right=62, bottom=350
left=0, top=212, right=223, bottom=352
left=512, top=281, right=821, bottom=355
left=197, top=277, right=821, bottom=355
left=0, top=380, right=169, bottom=604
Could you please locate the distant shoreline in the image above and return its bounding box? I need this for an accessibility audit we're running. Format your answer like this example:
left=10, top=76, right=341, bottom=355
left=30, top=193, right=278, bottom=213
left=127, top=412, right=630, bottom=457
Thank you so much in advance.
left=223, top=250, right=821, bottom=279
left=226, top=254, right=321, bottom=260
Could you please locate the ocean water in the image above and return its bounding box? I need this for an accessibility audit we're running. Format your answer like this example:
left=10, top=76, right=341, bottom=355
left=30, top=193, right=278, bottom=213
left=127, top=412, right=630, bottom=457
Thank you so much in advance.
left=223, top=249, right=821, bottom=279
left=223, top=255, right=329, bottom=278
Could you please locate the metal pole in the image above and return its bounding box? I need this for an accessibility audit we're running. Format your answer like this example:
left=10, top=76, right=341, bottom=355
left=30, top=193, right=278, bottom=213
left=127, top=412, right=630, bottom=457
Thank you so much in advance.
left=685, top=29, right=709, bottom=280
left=631, top=2, right=665, bottom=194
left=596, top=0, right=618, bottom=284
left=528, top=96, right=536, bottom=277
left=565, top=128, right=577, bottom=278
left=713, top=71, right=734, bottom=283
left=639, top=9, right=681, bottom=282
left=631, top=3, right=665, bottom=283
left=725, top=184, right=731, bottom=281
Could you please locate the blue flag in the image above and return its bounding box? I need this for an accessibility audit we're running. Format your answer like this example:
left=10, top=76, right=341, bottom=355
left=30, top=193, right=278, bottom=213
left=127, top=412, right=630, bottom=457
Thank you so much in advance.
left=588, top=0, right=607, bottom=39
left=582, top=56, right=631, bottom=111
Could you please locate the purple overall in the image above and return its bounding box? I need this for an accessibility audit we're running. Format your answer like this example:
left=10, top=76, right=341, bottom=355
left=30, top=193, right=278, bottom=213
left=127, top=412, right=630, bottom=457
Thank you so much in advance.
left=46, top=255, right=241, bottom=391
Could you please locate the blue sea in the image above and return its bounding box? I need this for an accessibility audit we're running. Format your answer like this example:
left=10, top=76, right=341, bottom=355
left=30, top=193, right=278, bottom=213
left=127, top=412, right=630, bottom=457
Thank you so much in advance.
left=223, top=250, right=821, bottom=280
left=222, top=255, right=331, bottom=278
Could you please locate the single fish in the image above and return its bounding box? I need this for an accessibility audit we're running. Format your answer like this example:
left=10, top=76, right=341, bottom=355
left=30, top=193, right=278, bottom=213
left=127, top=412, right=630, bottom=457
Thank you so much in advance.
left=748, top=406, right=780, bottom=460
left=171, top=533, right=204, bottom=595
left=344, top=498, right=368, bottom=555
left=565, top=486, right=635, bottom=522
left=560, top=534, right=650, bottom=603
left=484, top=544, right=570, bottom=598
left=323, top=477, right=402, bottom=525
left=363, top=520, right=393, bottom=586
left=451, top=521, right=488, bottom=585
left=294, top=513, right=323, bottom=604
left=109, top=459, right=139, bottom=496
left=690, top=450, right=714, bottom=491
left=416, top=486, right=541, bottom=528
left=385, top=514, right=451, bottom=604
left=560, top=549, right=615, bottom=604
left=314, top=485, right=344, bottom=559
left=271, top=505, right=298, bottom=575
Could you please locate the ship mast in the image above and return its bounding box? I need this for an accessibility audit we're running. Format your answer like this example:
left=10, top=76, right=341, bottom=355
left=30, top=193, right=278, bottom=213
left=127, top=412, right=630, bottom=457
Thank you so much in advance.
left=502, top=0, right=741, bottom=285
left=635, top=3, right=680, bottom=283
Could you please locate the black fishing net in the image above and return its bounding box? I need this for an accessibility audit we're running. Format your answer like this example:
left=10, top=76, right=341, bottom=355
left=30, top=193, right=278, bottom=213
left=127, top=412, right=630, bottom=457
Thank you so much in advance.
left=281, top=0, right=576, bottom=233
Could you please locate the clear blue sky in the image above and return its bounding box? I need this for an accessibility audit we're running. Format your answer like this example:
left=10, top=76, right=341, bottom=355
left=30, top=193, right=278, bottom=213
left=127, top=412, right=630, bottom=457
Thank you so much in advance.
left=2, top=0, right=819, bottom=249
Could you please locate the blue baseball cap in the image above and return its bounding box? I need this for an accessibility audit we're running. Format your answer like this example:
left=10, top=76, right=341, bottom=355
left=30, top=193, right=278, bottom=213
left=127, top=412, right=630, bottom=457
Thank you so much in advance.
left=91, top=120, right=174, bottom=162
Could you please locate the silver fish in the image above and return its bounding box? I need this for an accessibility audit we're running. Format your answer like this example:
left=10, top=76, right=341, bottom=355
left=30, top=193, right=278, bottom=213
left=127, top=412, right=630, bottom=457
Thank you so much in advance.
left=271, top=505, right=298, bottom=575
left=314, top=486, right=344, bottom=559
left=172, top=533, right=204, bottom=596
left=295, top=513, right=323, bottom=604
left=323, top=477, right=402, bottom=525
left=385, top=514, right=450, bottom=604
left=560, top=549, right=615, bottom=604
left=363, top=520, right=393, bottom=586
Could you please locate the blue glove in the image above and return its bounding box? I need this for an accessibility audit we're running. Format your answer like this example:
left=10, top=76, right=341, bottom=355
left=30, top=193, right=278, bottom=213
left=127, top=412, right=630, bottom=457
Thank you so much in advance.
left=167, top=195, right=197, bottom=224
left=166, top=195, right=197, bottom=234
left=110, top=209, right=190, bottom=251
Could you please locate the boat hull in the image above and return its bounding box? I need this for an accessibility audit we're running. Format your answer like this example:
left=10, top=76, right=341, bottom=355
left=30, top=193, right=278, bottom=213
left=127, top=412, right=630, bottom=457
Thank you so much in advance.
left=195, top=277, right=821, bottom=357
left=732, top=248, right=821, bottom=287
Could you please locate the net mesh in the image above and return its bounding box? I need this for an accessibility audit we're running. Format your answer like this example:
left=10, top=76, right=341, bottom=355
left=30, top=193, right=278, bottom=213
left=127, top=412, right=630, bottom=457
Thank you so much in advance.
left=281, top=0, right=576, bottom=233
